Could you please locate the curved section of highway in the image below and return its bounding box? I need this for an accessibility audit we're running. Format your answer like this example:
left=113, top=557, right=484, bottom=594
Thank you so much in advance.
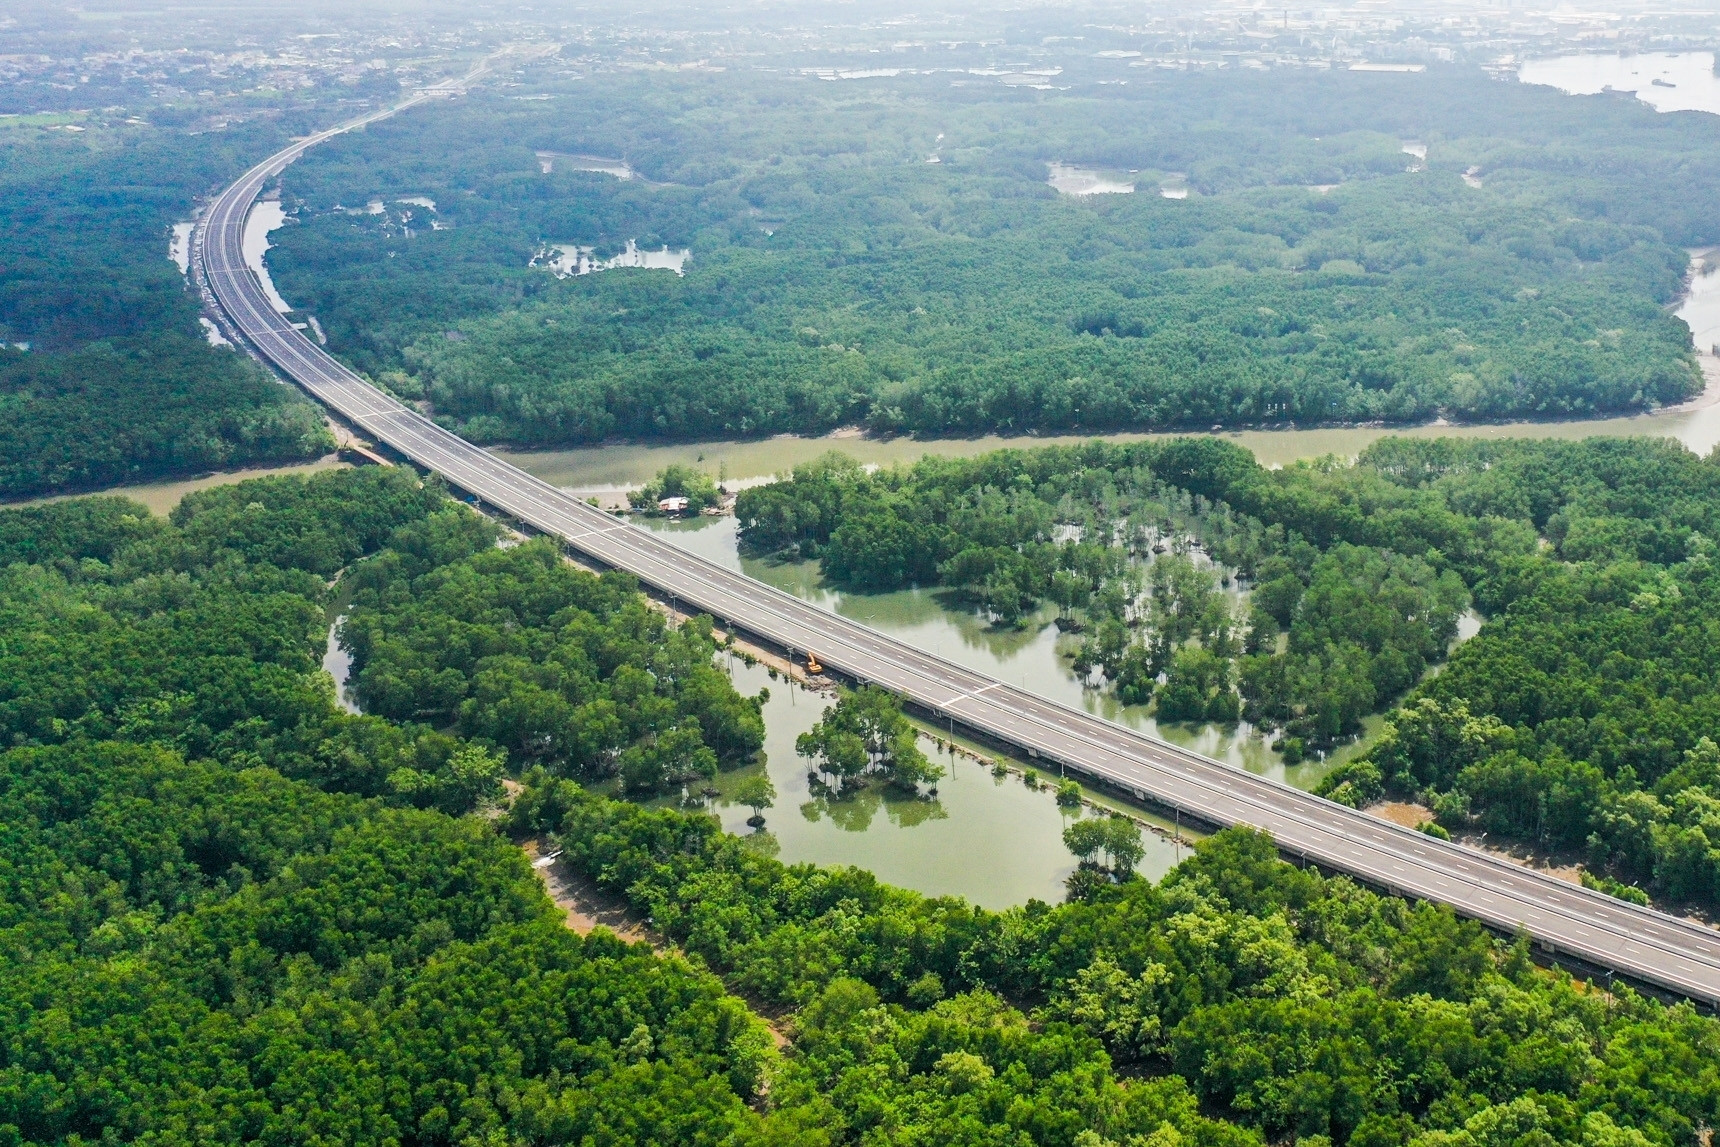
left=196, top=90, right=1720, bottom=1007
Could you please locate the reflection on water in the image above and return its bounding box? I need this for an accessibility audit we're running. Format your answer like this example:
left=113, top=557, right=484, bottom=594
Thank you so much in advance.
left=1680, top=249, right=1720, bottom=361
left=641, top=515, right=1333, bottom=791
left=532, top=239, right=691, bottom=279
left=498, top=108, right=1720, bottom=889
left=243, top=200, right=295, bottom=313
left=684, top=655, right=1181, bottom=908
left=169, top=221, right=193, bottom=274
left=536, top=151, right=634, bottom=178
left=541, top=348, right=1720, bottom=803
left=1047, top=161, right=1135, bottom=195
left=800, top=774, right=949, bottom=833
left=1519, top=51, right=1720, bottom=117
left=323, top=615, right=360, bottom=714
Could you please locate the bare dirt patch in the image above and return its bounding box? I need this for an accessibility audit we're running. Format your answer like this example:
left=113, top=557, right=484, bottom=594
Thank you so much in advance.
left=1366, top=800, right=1435, bottom=829
left=1364, top=802, right=1585, bottom=886
left=518, top=836, right=792, bottom=1047
left=521, top=837, right=657, bottom=944
left=1453, top=833, right=1585, bottom=887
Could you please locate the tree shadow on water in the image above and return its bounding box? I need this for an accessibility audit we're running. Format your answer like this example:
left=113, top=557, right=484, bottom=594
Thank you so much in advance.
left=800, top=776, right=948, bottom=833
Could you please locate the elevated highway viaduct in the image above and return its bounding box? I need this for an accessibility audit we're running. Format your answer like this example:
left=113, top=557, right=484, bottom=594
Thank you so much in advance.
left=195, top=86, right=1720, bottom=1008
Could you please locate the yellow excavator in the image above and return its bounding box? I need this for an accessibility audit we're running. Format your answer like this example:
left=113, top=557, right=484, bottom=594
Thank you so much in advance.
left=805, top=652, right=823, bottom=675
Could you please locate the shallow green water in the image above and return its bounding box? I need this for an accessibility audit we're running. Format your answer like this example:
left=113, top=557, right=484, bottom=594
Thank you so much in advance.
left=643, top=514, right=1347, bottom=790
left=498, top=370, right=1720, bottom=909
left=503, top=262, right=1720, bottom=904
left=682, top=656, right=1187, bottom=909
left=622, top=513, right=1388, bottom=908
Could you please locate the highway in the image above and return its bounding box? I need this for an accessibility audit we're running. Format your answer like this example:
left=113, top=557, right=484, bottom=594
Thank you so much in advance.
left=195, top=77, right=1720, bottom=1008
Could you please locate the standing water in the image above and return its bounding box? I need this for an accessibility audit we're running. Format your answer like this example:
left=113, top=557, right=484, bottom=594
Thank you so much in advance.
left=242, top=200, right=295, bottom=314
left=505, top=361, right=1720, bottom=503
left=169, top=222, right=194, bottom=274
left=501, top=240, right=1720, bottom=901
left=272, top=63, right=1720, bottom=902
left=639, top=515, right=1342, bottom=791
left=1047, top=162, right=1136, bottom=195
left=498, top=242, right=1720, bottom=901
left=323, top=615, right=360, bottom=714
left=689, top=656, right=1181, bottom=907
left=1518, top=51, right=1720, bottom=117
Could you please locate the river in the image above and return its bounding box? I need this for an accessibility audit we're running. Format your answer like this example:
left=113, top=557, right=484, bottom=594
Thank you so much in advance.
left=503, top=54, right=1720, bottom=496
left=8, top=455, right=348, bottom=516
left=503, top=372, right=1720, bottom=498
left=1518, top=50, right=1720, bottom=117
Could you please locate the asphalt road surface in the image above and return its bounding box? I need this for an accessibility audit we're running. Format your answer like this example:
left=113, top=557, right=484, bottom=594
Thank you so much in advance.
left=195, top=83, right=1720, bottom=1007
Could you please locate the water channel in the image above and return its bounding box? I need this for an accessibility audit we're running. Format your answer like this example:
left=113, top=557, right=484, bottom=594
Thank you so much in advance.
left=503, top=370, right=1720, bottom=498
left=8, top=455, right=348, bottom=515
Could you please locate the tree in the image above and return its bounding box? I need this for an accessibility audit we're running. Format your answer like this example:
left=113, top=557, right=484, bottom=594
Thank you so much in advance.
left=735, top=774, right=777, bottom=826
left=1113, top=644, right=1157, bottom=707
left=631, top=464, right=721, bottom=514
left=387, top=741, right=506, bottom=816
left=1106, top=816, right=1147, bottom=878
left=980, top=569, right=1028, bottom=626
left=797, top=686, right=942, bottom=792
left=1064, top=818, right=1111, bottom=866
left=798, top=726, right=867, bottom=787
left=1157, top=646, right=1232, bottom=723
left=620, top=722, right=719, bottom=795
left=884, top=730, right=942, bottom=792
left=1050, top=569, right=1092, bottom=619
left=1369, top=697, right=1513, bottom=794
left=1063, top=815, right=1145, bottom=880
left=1053, top=954, right=1173, bottom=1061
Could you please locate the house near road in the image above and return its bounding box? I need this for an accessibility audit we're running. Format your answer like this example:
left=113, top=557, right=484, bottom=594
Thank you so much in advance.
left=657, top=495, right=690, bottom=514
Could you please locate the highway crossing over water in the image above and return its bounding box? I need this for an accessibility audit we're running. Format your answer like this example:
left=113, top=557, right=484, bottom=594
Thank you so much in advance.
left=194, top=80, right=1720, bottom=1007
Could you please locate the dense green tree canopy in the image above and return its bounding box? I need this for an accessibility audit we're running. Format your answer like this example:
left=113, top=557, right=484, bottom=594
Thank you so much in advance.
left=21, top=34, right=1720, bottom=1144
left=9, top=462, right=1720, bottom=1145
left=0, top=117, right=331, bottom=497
left=745, top=434, right=1720, bottom=913
left=738, top=439, right=1473, bottom=747
left=341, top=524, right=766, bottom=787
left=796, top=685, right=941, bottom=793
left=513, top=776, right=1720, bottom=1147
left=0, top=471, right=783, bottom=1145
left=265, top=66, right=1713, bottom=447
left=1314, top=437, right=1720, bottom=908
